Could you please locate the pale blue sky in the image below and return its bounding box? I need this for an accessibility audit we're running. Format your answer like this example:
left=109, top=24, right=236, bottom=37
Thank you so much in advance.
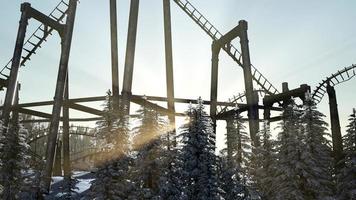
left=0, top=0, right=355, bottom=148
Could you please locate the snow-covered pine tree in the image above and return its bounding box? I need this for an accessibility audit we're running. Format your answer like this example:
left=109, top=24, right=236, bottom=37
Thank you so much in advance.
left=88, top=91, right=132, bottom=199
left=225, top=112, right=251, bottom=180
left=130, top=103, right=167, bottom=198
left=89, top=155, right=136, bottom=200
left=151, top=119, right=180, bottom=200
left=299, top=93, right=334, bottom=199
left=96, top=90, right=121, bottom=157
left=336, top=108, right=356, bottom=200
left=272, top=99, right=308, bottom=200
left=217, top=111, right=251, bottom=200
left=218, top=151, right=250, bottom=200
left=177, top=98, right=222, bottom=200
left=158, top=146, right=181, bottom=200
left=0, top=117, right=30, bottom=199
left=249, top=120, right=275, bottom=200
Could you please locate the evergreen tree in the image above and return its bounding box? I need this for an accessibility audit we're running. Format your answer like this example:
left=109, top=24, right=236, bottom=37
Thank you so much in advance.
left=0, top=117, right=30, bottom=199
left=158, top=144, right=181, bottom=200
left=96, top=90, right=121, bottom=156
left=225, top=113, right=251, bottom=176
left=217, top=112, right=251, bottom=200
left=218, top=152, right=250, bottom=200
left=130, top=104, right=167, bottom=198
left=249, top=120, right=275, bottom=199
left=177, top=99, right=222, bottom=200
left=89, top=155, right=136, bottom=200
left=272, top=99, right=308, bottom=200
left=337, top=108, right=356, bottom=199
left=299, top=93, right=334, bottom=199
left=88, top=91, right=132, bottom=199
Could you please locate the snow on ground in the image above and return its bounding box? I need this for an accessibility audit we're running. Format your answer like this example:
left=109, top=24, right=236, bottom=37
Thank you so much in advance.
left=51, top=176, right=64, bottom=185
left=45, top=171, right=95, bottom=200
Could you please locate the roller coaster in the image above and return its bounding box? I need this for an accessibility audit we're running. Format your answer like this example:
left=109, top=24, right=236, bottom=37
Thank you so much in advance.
left=1, top=0, right=355, bottom=193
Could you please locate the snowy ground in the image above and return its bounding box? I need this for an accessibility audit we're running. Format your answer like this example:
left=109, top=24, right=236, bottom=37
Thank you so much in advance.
left=45, top=171, right=94, bottom=200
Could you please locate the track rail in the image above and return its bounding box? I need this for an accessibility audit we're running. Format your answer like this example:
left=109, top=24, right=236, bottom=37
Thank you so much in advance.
left=217, top=89, right=267, bottom=115
left=0, top=0, right=69, bottom=86
left=28, top=125, right=97, bottom=143
left=173, top=0, right=279, bottom=95
left=312, top=64, right=356, bottom=104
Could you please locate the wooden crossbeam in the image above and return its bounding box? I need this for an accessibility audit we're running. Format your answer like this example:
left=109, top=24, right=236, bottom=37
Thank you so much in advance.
left=68, top=103, right=104, bottom=116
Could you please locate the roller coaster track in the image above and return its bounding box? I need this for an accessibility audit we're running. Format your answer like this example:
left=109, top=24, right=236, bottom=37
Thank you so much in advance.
left=312, top=64, right=356, bottom=104
left=0, top=0, right=69, bottom=89
left=217, top=89, right=267, bottom=115
left=173, top=0, right=279, bottom=95
left=70, top=147, right=99, bottom=162
left=28, top=125, right=97, bottom=143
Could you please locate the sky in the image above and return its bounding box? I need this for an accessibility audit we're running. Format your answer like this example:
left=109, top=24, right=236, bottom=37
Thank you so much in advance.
left=0, top=0, right=356, bottom=149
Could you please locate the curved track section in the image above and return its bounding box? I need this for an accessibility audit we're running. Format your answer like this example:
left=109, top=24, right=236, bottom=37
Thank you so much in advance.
left=173, top=0, right=279, bottom=95
left=0, top=0, right=69, bottom=88
left=312, top=64, right=356, bottom=104
left=217, top=89, right=267, bottom=115
left=28, top=126, right=97, bottom=143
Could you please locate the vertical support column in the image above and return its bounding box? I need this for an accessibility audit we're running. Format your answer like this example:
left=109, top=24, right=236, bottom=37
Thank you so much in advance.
left=12, top=83, right=20, bottom=123
left=326, top=83, right=344, bottom=170
left=252, top=90, right=260, bottom=137
left=210, top=42, right=220, bottom=131
left=122, top=0, right=140, bottom=114
left=2, top=3, right=30, bottom=128
left=263, top=100, right=271, bottom=121
left=163, top=0, right=176, bottom=146
left=53, top=140, right=62, bottom=176
left=110, top=0, right=120, bottom=98
left=62, top=74, right=71, bottom=182
left=239, top=20, right=259, bottom=147
left=41, top=0, right=77, bottom=193
left=282, top=82, right=290, bottom=108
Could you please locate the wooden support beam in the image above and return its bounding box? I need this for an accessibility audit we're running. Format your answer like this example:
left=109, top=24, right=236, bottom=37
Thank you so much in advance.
left=18, top=108, right=52, bottom=118
left=109, top=0, right=119, bottom=97
left=239, top=20, right=260, bottom=147
left=27, top=6, right=65, bottom=35
left=122, top=0, right=140, bottom=113
left=41, top=0, right=77, bottom=193
left=2, top=3, right=30, bottom=129
left=216, top=105, right=282, bottom=120
left=69, top=103, right=104, bottom=116
left=326, top=84, right=344, bottom=171
left=163, top=0, right=176, bottom=147
left=21, top=117, right=103, bottom=123
left=62, top=74, right=71, bottom=185
left=263, top=84, right=310, bottom=106
left=131, top=97, right=185, bottom=116
left=216, top=25, right=241, bottom=47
